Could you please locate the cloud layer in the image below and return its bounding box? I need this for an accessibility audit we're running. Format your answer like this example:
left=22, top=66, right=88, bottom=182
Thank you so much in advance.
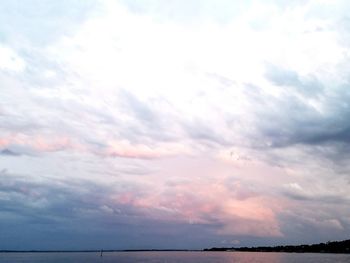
left=1, top=0, right=350, bottom=249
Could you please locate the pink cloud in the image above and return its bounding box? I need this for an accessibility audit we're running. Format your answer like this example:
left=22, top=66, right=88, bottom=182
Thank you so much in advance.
left=31, top=137, right=73, bottom=152
left=0, top=138, right=10, bottom=147
left=0, top=134, right=80, bottom=153
left=0, top=134, right=188, bottom=160
left=109, top=160, right=285, bottom=237
left=112, top=189, right=283, bottom=237
left=1, top=134, right=288, bottom=238
left=101, top=140, right=189, bottom=159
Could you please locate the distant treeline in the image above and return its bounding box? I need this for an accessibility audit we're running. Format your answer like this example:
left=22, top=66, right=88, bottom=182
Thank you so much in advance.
left=204, top=239, right=350, bottom=253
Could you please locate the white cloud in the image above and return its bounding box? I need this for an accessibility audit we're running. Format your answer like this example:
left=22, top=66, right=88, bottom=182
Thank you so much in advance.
left=0, top=45, right=25, bottom=72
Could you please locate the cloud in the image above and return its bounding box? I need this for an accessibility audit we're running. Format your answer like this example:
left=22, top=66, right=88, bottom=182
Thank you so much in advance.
left=251, top=83, right=350, bottom=151
left=0, top=0, right=97, bottom=47
left=2, top=0, right=350, bottom=249
left=0, top=135, right=77, bottom=155
left=265, top=64, right=324, bottom=97
left=282, top=182, right=350, bottom=203
left=0, top=44, right=26, bottom=72
left=0, top=149, right=21, bottom=156
left=0, top=159, right=283, bottom=249
left=279, top=205, right=350, bottom=244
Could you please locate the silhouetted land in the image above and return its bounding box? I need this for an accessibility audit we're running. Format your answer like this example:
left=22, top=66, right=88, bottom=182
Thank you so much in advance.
left=204, top=239, right=350, bottom=253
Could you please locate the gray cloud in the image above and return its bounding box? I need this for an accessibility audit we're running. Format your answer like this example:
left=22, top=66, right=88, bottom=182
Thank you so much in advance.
left=116, top=89, right=184, bottom=144
left=244, top=75, right=350, bottom=154
left=265, top=64, right=324, bottom=97
left=0, top=168, right=241, bottom=250
left=184, top=119, right=230, bottom=147
left=278, top=205, right=350, bottom=245
left=282, top=187, right=350, bottom=204
left=0, top=149, right=21, bottom=156
left=119, top=89, right=157, bottom=125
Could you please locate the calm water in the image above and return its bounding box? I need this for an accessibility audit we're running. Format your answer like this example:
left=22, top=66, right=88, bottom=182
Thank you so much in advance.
left=1, top=251, right=350, bottom=263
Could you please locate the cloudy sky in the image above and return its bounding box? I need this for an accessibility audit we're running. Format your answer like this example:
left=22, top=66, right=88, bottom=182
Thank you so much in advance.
left=1, top=0, right=350, bottom=250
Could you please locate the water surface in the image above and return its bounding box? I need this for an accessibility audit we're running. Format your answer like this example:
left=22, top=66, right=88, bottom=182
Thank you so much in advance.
left=1, top=251, right=350, bottom=263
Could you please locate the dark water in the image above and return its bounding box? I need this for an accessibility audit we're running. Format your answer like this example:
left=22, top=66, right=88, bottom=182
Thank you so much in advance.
left=1, top=251, right=350, bottom=263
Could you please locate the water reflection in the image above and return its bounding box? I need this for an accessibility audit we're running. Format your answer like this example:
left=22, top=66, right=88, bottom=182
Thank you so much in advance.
left=1, top=251, right=350, bottom=263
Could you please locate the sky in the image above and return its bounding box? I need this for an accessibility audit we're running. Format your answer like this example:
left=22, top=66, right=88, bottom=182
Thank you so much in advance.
left=1, top=0, right=350, bottom=250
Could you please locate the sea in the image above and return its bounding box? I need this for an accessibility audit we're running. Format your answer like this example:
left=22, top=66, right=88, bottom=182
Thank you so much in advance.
left=1, top=251, right=350, bottom=263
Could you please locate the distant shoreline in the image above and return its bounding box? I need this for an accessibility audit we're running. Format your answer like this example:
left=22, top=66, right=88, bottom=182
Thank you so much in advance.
left=2, top=239, right=350, bottom=254
left=204, top=239, right=350, bottom=254
left=1, top=250, right=350, bottom=254
left=0, top=249, right=199, bottom=253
